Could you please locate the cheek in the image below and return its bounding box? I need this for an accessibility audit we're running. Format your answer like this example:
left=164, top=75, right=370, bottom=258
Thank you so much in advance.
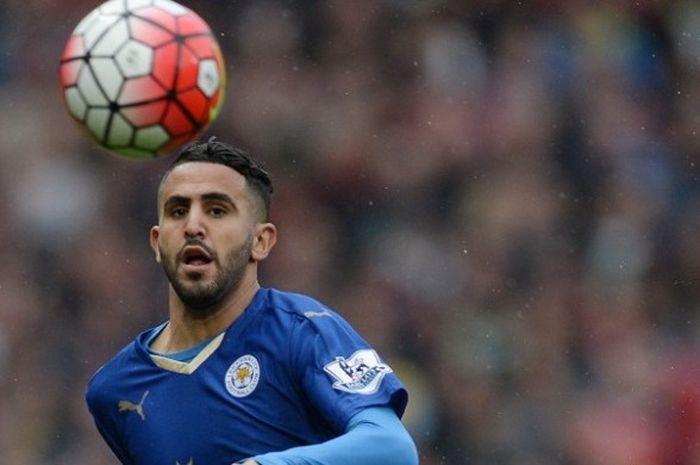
left=156, top=230, right=178, bottom=259
left=219, top=229, right=254, bottom=253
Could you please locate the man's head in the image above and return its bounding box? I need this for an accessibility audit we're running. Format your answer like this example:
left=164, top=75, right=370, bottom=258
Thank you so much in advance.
left=159, top=137, right=273, bottom=222
left=150, top=138, right=277, bottom=315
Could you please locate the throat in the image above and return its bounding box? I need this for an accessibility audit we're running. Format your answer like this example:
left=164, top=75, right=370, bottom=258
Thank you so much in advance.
left=148, top=332, right=215, bottom=362
left=148, top=321, right=215, bottom=355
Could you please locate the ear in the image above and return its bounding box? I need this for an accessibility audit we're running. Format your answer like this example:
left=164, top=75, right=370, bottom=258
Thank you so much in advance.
left=150, top=225, right=162, bottom=263
left=251, top=222, right=277, bottom=262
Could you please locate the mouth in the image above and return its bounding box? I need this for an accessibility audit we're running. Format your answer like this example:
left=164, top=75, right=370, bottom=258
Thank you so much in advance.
left=179, top=245, right=214, bottom=271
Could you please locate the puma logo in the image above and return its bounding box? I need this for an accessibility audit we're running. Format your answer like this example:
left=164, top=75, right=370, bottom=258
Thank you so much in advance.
left=118, top=390, right=149, bottom=420
left=176, top=458, right=194, bottom=465
left=303, top=310, right=331, bottom=319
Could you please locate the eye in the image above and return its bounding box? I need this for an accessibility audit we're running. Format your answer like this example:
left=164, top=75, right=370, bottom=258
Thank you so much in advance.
left=209, top=206, right=227, bottom=217
left=170, top=206, right=188, bottom=218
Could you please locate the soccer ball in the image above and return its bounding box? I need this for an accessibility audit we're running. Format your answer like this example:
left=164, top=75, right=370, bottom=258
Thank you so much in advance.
left=60, top=0, right=226, bottom=159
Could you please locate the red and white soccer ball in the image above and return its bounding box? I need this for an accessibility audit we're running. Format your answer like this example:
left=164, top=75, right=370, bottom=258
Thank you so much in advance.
left=60, top=0, right=226, bottom=159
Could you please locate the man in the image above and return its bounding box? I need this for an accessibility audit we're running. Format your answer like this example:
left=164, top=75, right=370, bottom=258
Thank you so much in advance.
left=86, top=138, right=418, bottom=465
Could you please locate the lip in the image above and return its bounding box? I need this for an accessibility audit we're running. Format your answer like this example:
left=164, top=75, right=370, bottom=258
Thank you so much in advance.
left=181, top=262, right=212, bottom=273
left=179, top=245, right=214, bottom=272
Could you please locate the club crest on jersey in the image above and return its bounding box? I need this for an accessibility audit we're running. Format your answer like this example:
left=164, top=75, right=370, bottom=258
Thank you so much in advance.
left=324, top=349, right=392, bottom=395
left=225, top=355, right=260, bottom=398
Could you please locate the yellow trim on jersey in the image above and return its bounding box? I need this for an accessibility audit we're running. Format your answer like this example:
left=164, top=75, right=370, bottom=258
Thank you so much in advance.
left=149, top=333, right=225, bottom=374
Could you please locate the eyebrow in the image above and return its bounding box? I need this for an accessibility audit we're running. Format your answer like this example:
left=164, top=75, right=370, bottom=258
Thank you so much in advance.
left=163, top=192, right=237, bottom=211
left=163, top=195, right=189, bottom=212
left=201, top=192, right=236, bottom=208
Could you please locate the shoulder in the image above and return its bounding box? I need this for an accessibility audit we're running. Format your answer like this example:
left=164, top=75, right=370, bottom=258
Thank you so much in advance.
left=88, top=342, right=136, bottom=386
left=260, top=288, right=368, bottom=350
left=86, top=329, right=151, bottom=405
left=262, top=288, right=342, bottom=324
left=256, top=288, right=360, bottom=345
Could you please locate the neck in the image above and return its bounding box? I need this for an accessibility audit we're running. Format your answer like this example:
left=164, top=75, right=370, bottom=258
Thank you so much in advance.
left=152, top=275, right=260, bottom=354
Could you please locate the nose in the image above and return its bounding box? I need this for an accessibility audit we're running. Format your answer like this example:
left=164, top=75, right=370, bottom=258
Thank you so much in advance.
left=183, top=208, right=206, bottom=238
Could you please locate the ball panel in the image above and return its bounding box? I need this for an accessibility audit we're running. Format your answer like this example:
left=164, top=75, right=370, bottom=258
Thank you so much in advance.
left=64, top=87, right=88, bottom=120
left=118, top=75, right=167, bottom=104
left=99, top=0, right=128, bottom=16
left=163, top=102, right=195, bottom=135
left=77, top=66, right=109, bottom=106
left=196, top=59, right=220, bottom=97
left=208, top=88, right=224, bottom=120
left=152, top=42, right=178, bottom=89
left=212, top=46, right=226, bottom=91
left=107, top=112, right=134, bottom=147
left=91, top=18, right=129, bottom=56
left=184, top=36, right=218, bottom=59
left=126, top=0, right=154, bottom=11
left=136, top=6, right=178, bottom=32
left=91, top=57, right=125, bottom=101
left=129, top=16, right=175, bottom=47
left=176, top=12, right=209, bottom=35
left=175, top=46, right=199, bottom=91
left=85, top=108, right=111, bottom=141
left=61, top=35, right=85, bottom=61
left=121, top=100, right=168, bottom=126
left=83, top=15, right=122, bottom=50
left=60, top=59, right=83, bottom=87
left=135, top=125, right=170, bottom=150
left=115, top=40, right=154, bottom=78
left=178, top=88, right=208, bottom=124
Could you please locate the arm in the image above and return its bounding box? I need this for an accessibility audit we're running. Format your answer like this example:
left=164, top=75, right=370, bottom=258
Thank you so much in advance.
left=240, top=406, right=418, bottom=465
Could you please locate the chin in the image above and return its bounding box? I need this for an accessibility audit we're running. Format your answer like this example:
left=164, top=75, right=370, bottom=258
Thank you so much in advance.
left=178, top=290, right=223, bottom=314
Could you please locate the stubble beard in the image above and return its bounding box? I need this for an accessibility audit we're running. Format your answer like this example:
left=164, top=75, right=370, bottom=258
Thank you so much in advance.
left=161, top=236, right=253, bottom=318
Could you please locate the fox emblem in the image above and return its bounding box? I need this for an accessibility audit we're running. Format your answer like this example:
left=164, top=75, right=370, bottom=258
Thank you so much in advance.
left=118, top=390, right=149, bottom=420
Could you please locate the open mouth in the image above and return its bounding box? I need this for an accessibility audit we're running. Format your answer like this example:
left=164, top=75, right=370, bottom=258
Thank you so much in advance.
left=180, top=246, right=213, bottom=267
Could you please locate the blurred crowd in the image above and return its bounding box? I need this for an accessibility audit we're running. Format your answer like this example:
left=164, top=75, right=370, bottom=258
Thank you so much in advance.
left=1, top=0, right=699, bottom=464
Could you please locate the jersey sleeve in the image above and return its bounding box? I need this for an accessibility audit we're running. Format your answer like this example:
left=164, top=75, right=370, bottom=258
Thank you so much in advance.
left=289, top=309, right=408, bottom=433
left=253, top=406, right=418, bottom=465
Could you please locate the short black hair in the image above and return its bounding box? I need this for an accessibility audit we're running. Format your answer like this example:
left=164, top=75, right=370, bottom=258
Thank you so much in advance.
left=161, top=137, right=273, bottom=220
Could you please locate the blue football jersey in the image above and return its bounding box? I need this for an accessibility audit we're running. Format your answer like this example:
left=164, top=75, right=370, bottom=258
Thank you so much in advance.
left=86, top=288, right=408, bottom=465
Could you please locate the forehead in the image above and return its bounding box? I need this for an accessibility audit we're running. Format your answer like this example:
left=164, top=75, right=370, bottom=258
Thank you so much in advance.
left=159, top=162, right=247, bottom=203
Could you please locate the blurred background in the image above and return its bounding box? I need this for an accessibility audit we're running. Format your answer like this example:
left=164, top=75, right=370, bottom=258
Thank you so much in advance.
left=1, top=0, right=699, bottom=463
